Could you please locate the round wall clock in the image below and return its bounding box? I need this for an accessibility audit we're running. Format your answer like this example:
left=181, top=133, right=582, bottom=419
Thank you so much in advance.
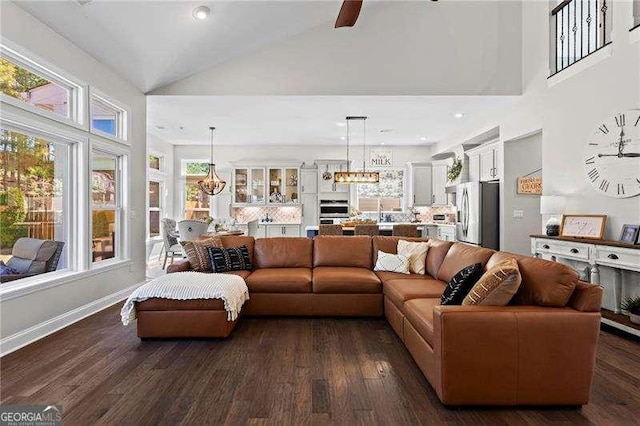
left=583, top=109, right=640, bottom=198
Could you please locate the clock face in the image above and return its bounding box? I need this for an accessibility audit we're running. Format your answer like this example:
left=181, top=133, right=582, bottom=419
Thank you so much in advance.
left=583, top=110, right=640, bottom=198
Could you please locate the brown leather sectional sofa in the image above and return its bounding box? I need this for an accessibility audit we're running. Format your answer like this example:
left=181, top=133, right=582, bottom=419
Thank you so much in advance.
left=156, top=235, right=604, bottom=406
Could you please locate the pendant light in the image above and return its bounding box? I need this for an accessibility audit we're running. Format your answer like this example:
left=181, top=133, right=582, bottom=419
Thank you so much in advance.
left=198, top=126, right=226, bottom=196
left=334, top=116, right=379, bottom=184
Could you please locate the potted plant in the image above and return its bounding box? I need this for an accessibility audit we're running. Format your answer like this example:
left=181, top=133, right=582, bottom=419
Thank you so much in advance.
left=621, top=296, right=640, bottom=325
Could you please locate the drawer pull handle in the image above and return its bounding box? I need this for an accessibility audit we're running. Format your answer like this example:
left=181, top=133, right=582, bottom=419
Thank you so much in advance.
left=607, top=253, right=619, bottom=260
left=542, top=244, right=550, bottom=249
left=570, top=248, right=579, bottom=254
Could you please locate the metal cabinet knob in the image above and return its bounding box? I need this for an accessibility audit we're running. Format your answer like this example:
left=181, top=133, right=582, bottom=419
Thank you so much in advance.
left=607, top=253, right=619, bottom=260
left=570, top=248, right=579, bottom=254
left=542, top=244, right=550, bottom=249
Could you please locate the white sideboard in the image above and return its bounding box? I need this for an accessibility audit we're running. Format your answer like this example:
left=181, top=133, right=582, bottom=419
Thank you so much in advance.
left=531, top=235, right=640, bottom=337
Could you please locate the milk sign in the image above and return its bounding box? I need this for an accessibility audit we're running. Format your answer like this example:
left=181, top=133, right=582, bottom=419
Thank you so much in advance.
left=370, top=149, right=392, bottom=167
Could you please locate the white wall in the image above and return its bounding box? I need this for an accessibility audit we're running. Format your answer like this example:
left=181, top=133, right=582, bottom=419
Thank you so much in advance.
left=433, top=0, right=640, bottom=309
left=0, top=3, right=147, bottom=342
left=152, top=1, right=522, bottom=96
left=502, top=132, right=542, bottom=255
left=171, top=144, right=431, bottom=218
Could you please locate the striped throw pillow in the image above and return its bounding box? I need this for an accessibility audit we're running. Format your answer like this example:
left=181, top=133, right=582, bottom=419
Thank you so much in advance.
left=207, top=246, right=253, bottom=273
left=180, top=237, right=223, bottom=272
left=463, top=258, right=522, bottom=306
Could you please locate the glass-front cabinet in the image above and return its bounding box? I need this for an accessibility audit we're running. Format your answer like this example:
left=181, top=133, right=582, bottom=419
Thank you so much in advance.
left=233, top=166, right=299, bottom=205
left=233, top=168, right=265, bottom=204
left=268, top=167, right=299, bottom=204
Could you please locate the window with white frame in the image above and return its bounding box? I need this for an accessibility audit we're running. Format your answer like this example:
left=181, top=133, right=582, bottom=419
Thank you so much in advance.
left=90, top=94, right=127, bottom=141
left=357, top=169, right=404, bottom=213
left=0, top=44, right=83, bottom=125
left=91, top=150, right=122, bottom=263
left=0, top=127, right=72, bottom=277
left=182, top=160, right=210, bottom=220
left=148, top=180, right=162, bottom=238
left=148, top=154, right=162, bottom=171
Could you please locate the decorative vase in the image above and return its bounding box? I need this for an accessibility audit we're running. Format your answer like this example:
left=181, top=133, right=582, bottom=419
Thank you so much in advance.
left=545, top=217, right=560, bottom=236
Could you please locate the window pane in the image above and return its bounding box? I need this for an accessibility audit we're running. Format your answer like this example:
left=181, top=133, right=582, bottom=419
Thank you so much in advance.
left=357, top=170, right=404, bottom=212
left=91, top=98, right=118, bottom=137
left=92, top=153, right=118, bottom=262
left=149, top=210, right=160, bottom=237
left=149, top=155, right=161, bottom=171
left=184, top=162, right=210, bottom=219
left=0, top=128, right=68, bottom=277
left=0, top=58, right=70, bottom=118
left=91, top=210, right=115, bottom=261
left=184, top=161, right=208, bottom=176
left=149, top=181, right=160, bottom=208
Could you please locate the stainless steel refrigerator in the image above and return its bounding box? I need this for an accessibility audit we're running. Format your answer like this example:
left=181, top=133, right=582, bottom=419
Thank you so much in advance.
left=455, top=181, right=499, bottom=250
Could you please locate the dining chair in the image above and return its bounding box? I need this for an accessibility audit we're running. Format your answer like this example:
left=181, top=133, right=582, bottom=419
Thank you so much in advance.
left=354, top=224, right=379, bottom=236
left=178, top=220, right=209, bottom=242
left=319, top=224, right=343, bottom=236
left=161, top=219, right=182, bottom=269
left=392, top=224, right=419, bottom=237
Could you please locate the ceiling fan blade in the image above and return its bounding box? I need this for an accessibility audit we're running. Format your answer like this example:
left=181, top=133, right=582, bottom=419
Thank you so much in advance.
left=335, top=0, right=363, bottom=28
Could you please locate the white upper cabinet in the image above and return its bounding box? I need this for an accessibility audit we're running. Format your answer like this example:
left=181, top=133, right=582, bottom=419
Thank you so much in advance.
left=468, top=153, right=480, bottom=182
left=301, top=169, right=318, bottom=194
left=408, top=163, right=433, bottom=207
left=468, top=141, right=502, bottom=182
left=431, top=162, right=448, bottom=205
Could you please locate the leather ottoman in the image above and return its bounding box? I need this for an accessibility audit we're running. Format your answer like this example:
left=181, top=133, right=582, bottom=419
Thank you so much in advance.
left=135, top=298, right=238, bottom=338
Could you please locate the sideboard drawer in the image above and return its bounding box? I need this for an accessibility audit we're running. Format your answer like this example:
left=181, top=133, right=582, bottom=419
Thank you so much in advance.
left=594, top=246, right=640, bottom=270
left=534, top=239, right=590, bottom=261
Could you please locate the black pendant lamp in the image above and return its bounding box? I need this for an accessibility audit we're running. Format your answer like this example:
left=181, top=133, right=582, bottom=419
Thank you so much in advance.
left=198, top=126, right=226, bottom=196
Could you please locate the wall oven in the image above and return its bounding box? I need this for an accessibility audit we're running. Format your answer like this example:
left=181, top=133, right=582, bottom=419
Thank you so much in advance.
left=319, top=199, right=349, bottom=222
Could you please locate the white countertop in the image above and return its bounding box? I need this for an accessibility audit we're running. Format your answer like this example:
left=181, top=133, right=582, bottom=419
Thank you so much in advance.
left=305, top=222, right=456, bottom=231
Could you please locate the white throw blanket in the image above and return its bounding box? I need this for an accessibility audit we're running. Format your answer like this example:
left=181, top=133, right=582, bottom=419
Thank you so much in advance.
left=121, top=272, right=250, bottom=325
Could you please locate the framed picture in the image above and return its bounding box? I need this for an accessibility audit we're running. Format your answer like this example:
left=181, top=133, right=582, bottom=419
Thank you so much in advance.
left=560, top=215, right=607, bottom=239
left=619, top=224, right=640, bottom=244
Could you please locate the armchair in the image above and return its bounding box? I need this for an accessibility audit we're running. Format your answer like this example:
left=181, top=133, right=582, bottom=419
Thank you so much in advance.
left=0, top=238, right=65, bottom=283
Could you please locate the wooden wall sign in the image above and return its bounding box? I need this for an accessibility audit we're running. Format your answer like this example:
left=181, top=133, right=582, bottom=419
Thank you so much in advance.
left=517, top=176, right=542, bottom=195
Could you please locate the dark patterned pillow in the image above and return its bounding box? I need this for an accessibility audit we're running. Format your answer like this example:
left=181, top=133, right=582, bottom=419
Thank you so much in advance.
left=207, top=246, right=253, bottom=272
left=440, top=263, right=483, bottom=305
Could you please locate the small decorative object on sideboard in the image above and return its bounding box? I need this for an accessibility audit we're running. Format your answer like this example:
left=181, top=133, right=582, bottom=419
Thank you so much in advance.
left=621, top=296, right=640, bottom=325
left=560, top=214, right=607, bottom=239
left=540, top=195, right=566, bottom=236
left=619, top=224, right=640, bottom=244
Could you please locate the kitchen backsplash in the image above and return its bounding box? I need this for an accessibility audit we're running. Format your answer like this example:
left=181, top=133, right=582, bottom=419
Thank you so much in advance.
left=233, top=206, right=302, bottom=224
left=360, top=205, right=456, bottom=223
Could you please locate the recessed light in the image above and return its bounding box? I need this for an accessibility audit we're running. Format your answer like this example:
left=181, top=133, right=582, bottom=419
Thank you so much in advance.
left=419, top=136, right=427, bottom=141
left=454, top=113, right=464, bottom=119
left=380, top=142, right=385, bottom=145
left=340, top=136, right=346, bottom=140
left=336, top=122, right=347, bottom=127
left=192, top=6, right=210, bottom=20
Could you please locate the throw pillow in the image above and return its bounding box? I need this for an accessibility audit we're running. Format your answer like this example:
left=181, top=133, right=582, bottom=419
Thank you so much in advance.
left=181, top=236, right=223, bottom=272
left=374, top=251, right=410, bottom=274
left=397, top=240, right=429, bottom=275
left=440, top=263, right=483, bottom=305
left=463, top=258, right=522, bottom=306
left=207, top=246, right=253, bottom=273
left=0, top=260, right=19, bottom=276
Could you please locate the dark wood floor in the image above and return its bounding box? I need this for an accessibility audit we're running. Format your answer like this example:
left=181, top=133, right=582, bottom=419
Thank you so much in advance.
left=1, top=305, right=640, bottom=425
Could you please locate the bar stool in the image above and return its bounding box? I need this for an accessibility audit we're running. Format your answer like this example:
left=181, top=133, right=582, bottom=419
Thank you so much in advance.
left=319, top=224, right=343, bottom=236
left=392, top=224, right=419, bottom=237
left=354, top=224, right=379, bottom=236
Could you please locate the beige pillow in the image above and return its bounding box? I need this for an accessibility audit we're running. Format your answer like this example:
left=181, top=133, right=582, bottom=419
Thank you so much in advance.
left=462, top=258, right=522, bottom=306
left=397, top=240, right=429, bottom=275
left=374, top=251, right=410, bottom=274
left=180, top=236, right=223, bottom=272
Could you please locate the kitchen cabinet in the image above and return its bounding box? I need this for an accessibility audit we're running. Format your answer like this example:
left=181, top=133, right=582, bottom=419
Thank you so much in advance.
left=301, top=169, right=318, bottom=194
left=437, top=225, right=457, bottom=242
left=318, top=163, right=349, bottom=193
left=301, top=193, right=318, bottom=230
left=266, top=224, right=300, bottom=238
left=469, top=141, right=501, bottom=181
left=468, top=153, right=480, bottom=182
left=233, top=168, right=265, bottom=204
left=425, top=225, right=439, bottom=239
left=408, top=163, right=433, bottom=207
left=267, top=167, right=299, bottom=204
left=431, top=162, right=449, bottom=205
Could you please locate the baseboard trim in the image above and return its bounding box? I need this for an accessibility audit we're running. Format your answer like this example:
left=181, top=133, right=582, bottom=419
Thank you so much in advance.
left=0, top=282, right=143, bottom=357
